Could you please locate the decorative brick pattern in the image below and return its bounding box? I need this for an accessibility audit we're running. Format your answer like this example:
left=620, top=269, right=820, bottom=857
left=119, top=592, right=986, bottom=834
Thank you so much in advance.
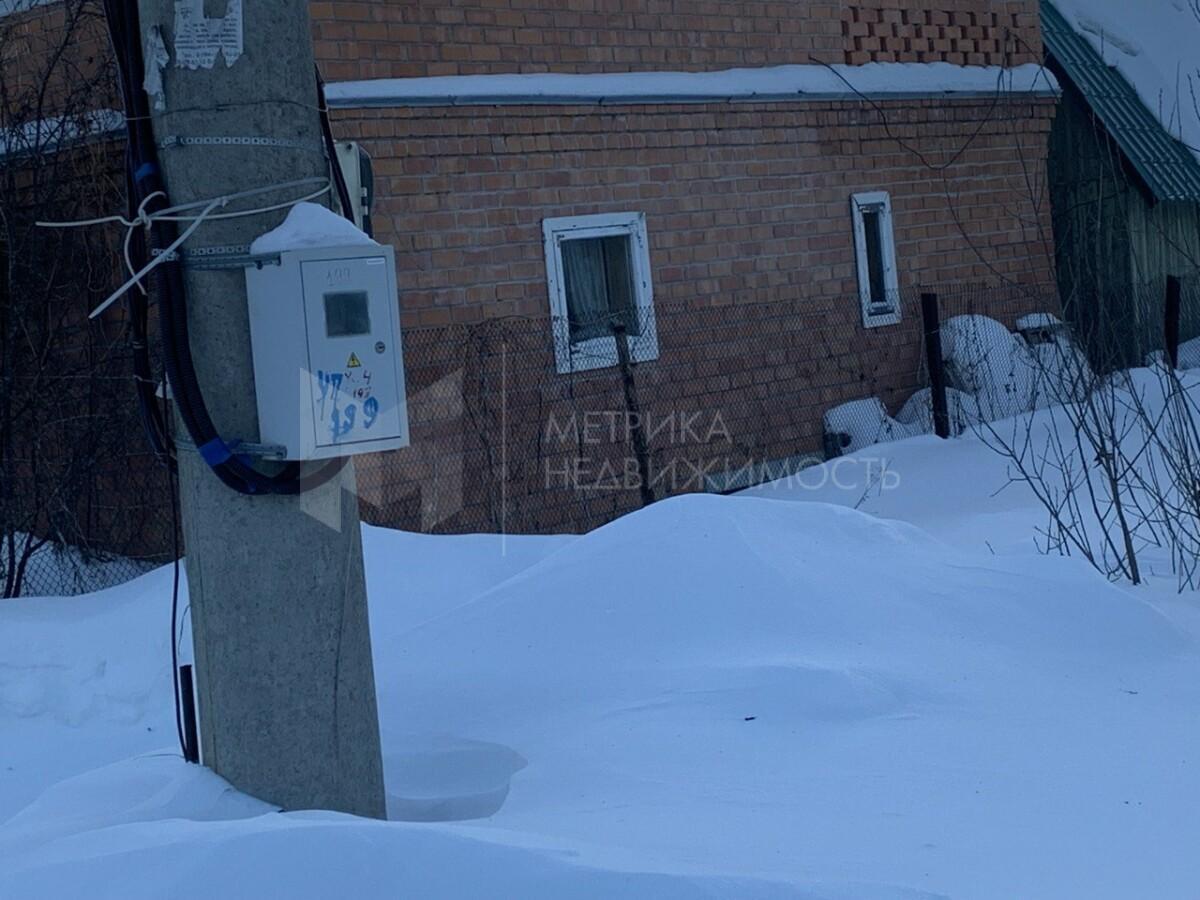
left=4, top=1, right=1045, bottom=110
left=841, top=1, right=1041, bottom=66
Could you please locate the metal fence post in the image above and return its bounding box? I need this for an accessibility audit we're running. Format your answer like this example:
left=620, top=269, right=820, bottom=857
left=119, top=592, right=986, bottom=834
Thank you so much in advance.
left=921, top=292, right=951, bottom=439
left=1165, top=275, right=1182, bottom=369
left=611, top=320, right=655, bottom=507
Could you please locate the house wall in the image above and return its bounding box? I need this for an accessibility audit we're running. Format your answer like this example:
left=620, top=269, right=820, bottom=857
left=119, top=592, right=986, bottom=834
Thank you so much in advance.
left=311, top=0, right=1041, bottom=80
left=843, top=0, right=1040, bottom=65
left=3, top=0, right=1058, bottom=539
left=3, top=0, right=1043, bottom=100
left=1127, top=203, right=1200, bottom=292
left=1049, top=76, right=1200, bottom=365
left=335, top=96, right=1057, bottom=326
left=334, top=94, right=1059, bottom=533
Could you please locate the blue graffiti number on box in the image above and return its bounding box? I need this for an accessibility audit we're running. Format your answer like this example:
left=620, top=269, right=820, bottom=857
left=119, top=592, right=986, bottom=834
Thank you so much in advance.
left=317, top=369, right=377, bottom=442
left=332, top=404, right=357, bottom=439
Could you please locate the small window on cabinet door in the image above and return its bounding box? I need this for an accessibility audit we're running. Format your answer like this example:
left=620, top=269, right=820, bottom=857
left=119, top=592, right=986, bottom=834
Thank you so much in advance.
left=851, top=192, right=900, bottom=328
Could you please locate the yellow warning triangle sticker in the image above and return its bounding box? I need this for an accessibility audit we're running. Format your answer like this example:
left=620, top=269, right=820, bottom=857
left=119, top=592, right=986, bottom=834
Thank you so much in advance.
left=347, top=352, right=362, bottom=369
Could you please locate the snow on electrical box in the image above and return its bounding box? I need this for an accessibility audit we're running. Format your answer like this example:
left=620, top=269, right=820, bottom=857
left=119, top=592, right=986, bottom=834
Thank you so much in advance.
left=245, top=241, right=410, bottom=460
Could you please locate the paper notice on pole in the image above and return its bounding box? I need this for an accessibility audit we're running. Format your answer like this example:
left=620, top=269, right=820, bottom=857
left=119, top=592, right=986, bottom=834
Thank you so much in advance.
left=173, top=0, right=244, bottom=70
left=143, top=25, right=170, bottom=110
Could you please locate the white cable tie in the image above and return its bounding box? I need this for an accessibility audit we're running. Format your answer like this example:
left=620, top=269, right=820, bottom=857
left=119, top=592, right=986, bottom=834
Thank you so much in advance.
left=37, top=177, right=328, bottom=228
left=125, top=191, right=167, bottom=297
left=89, top=196, right=223, bottom=320
left=40, top=176, right=332, bottom=320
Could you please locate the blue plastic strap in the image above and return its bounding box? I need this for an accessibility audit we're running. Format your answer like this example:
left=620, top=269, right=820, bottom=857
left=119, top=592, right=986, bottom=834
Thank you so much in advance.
left=224, top=440, right=255, bottom=470
left=199, top=438, right=232, bottom=466
left=134, top=162, right=158, bottom=185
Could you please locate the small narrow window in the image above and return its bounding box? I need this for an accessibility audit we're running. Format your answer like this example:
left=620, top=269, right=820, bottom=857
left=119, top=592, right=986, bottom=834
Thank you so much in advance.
left=543, top=212, right=658, bottom=373
left=851, top=192, right=900, bottom=327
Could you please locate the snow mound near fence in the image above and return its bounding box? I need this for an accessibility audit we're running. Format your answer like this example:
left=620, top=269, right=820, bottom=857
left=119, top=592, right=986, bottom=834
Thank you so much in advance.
left=896, top=386, right=983, bottom=436
left=941, top=314, right=1039, bottom=419
left=824, top=312, right=1095, bottom=453
left=1177, top=335, right=1200, bottom=370
left=0, top=576, right=171, bottom=727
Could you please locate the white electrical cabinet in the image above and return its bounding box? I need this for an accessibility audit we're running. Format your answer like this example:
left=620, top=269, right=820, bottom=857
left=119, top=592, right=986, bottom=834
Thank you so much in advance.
left=245, top=244, right=410, bottom=460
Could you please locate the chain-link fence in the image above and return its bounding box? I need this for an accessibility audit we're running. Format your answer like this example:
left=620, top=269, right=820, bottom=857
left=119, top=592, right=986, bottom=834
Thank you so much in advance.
left=11, top=273, right=1197, bottom=597
left=352, top=283, right=1057, bottom=536
left=3, top=341, right=176, bottom=599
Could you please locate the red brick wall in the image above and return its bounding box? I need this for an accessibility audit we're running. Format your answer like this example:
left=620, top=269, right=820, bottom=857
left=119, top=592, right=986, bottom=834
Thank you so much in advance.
left=333, top=96, right=1059, bottom=532
left=310, top=1, right=1041, bottom=81
left=332, top=97, right=1056, bottom=328
left=1, top=1, right=116, bottom=115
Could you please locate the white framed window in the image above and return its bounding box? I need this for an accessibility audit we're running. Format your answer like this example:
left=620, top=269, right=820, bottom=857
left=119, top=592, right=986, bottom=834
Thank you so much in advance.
left=851, top=191, right=901, bottom=328
left=542, top=212, right=659, bottom=374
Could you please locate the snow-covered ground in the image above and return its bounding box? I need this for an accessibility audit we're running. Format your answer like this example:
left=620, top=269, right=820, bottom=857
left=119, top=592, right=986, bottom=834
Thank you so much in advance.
left=4, top=401, right=1200, bottom=898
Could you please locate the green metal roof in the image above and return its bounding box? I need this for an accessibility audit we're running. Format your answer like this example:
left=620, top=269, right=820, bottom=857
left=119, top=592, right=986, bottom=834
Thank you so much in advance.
left=1042, top=0, right=1200, bottom=203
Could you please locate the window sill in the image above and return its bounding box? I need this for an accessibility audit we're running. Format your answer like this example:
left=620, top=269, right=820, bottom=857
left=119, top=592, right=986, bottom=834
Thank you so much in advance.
left=553, top=334, right=660, bottom=375
left=862, top=307, right=901, bottom=329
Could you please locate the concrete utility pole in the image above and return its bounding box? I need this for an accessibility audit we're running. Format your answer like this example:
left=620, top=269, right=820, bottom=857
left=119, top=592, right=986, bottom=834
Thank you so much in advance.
left=135, top=0, right=387, bottom=817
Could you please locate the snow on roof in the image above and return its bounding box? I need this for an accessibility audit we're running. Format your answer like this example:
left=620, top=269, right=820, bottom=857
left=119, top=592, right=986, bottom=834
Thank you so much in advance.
left=1051, top=0, right=1200, bottom=159
left=0, top=0, right=55, bottom=16
left=0, top=109, right=124, bottom=159
left=326, top=62, right=1058, bottom=109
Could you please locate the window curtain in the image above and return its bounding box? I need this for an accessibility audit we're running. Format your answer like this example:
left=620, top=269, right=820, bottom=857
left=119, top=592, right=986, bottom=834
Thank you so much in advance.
left=562, top=238, right=612, bottom=342
left=562, top=236, right=640, bottom=343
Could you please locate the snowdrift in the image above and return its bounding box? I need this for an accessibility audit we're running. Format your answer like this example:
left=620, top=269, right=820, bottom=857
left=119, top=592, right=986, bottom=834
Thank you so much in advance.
left=3, top=485, right=1200, bottom=897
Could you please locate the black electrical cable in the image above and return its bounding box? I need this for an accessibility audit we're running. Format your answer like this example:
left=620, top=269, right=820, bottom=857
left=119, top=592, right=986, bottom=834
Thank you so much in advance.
left=104, top=0, right=348, bottom=498
left=102, top=0, right=187, bottom=761
left=124, top=174, right=174, bottom=466
left=107, top=0, right=172, bottom=468
left=164, top=390, right=187, bottom=760
left=316, top=67, right=356, bottom=224
left=101, top=0, right=362, bottom=763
